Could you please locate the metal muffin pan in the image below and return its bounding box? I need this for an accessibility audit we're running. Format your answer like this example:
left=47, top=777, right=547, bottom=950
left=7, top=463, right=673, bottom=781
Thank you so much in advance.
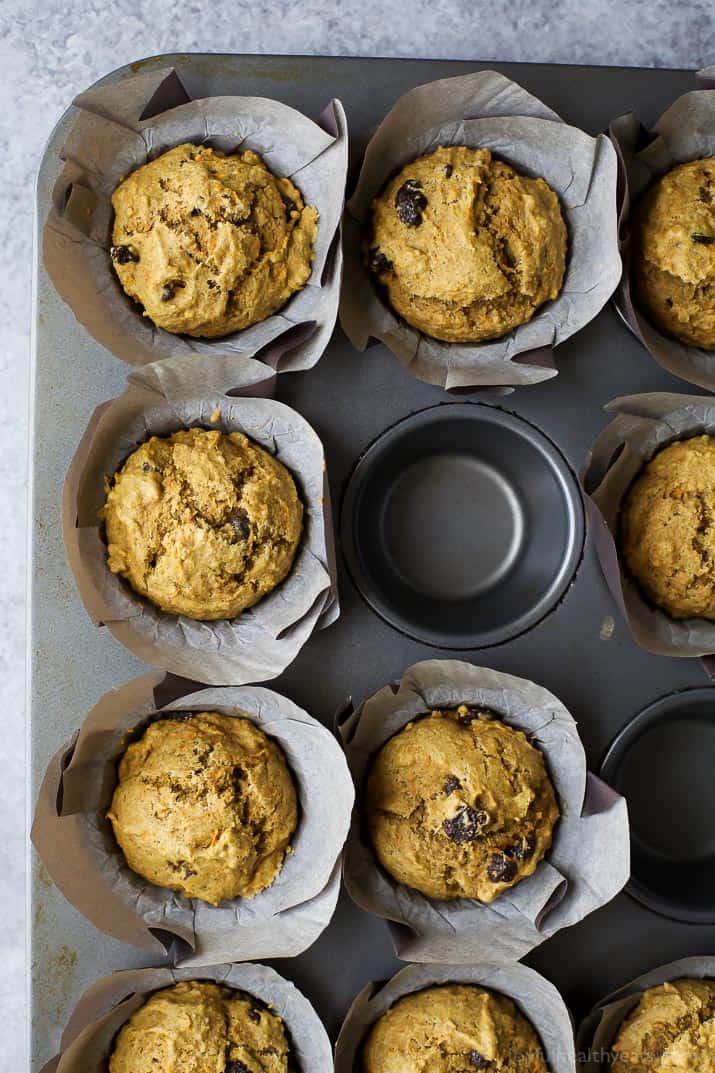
left=30, top=54, right=714, bottom=1072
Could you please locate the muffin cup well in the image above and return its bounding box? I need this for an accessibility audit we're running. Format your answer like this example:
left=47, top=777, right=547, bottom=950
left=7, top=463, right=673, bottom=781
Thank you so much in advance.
left=609, top=67, right=715, bottom=390
left=31, top=671, right=354, bottom=963
left=334, top=962, right=575, bottom=1073
left=44, top=65, right=347, bottom=372
left=39, top=962, right=332, bottom=1073
left=340, top=69, right=620, bottom=391
left=576, top=956, right=715, bottom=1073
left=583, top=391, right=715, bottom=659
left=339, top=659, right=629, bottom=964
left=62, top=353, right=338, bottom=684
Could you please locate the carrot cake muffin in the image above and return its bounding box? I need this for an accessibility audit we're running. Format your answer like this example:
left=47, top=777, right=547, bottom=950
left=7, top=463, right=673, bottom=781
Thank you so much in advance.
left=366, top=145, right=567, bottom=343
left=102, top=428, right=303, bottom=621
left=612, top=978, right=715, bottom=1073
left=632, top=157, right=715, bottom=350
left=108, top=712, right=298, bottom=904
left=111, top=143, right=318, bottom=337
left=364, top=705, right=559, bottom=902
left=109, top=980, right=295, bottom=1073
left=620, top=435, right=715, bottom=620
left=362, top=984, right=550, bottom=1073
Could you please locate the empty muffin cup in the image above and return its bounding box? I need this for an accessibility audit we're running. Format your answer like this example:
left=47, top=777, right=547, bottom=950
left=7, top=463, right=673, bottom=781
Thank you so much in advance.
left=340, top=403, right=584, bottom=648
left=38, top=962, right=332, bottom=1073
left=601, top=688, right=715, bottom=923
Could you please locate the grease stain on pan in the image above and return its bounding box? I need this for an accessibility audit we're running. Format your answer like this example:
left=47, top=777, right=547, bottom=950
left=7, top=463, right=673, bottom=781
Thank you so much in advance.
left=33, top=944, right=78, bottom=1024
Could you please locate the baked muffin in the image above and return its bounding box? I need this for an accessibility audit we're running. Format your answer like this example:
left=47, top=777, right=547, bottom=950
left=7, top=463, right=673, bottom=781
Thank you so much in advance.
left=364, top=705, right=559, bottom=902
left=108, top=712, right=298, bottom=905
left=109, top=980, right=295, bottom=1073
left=632, top=158, right=715, bottom=349
left=366, top=145, right=567, bottom=343
left=612, top=978, right=715, bottom=1073
left=110, top=143, right=318, bottom=338
left=620, top=435, right=715, bottom=620
left=362, top=984, right=550, bottom=1073
left=102, top=427, right=303, bottom=620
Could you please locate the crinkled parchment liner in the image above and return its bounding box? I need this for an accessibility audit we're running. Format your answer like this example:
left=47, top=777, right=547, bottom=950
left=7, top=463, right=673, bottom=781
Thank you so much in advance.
left=62, top=353, right=338, bottom=684
left=610, top=67, right=715, bottom=390
left=31, top=670, right=354, bottom=963
left=335, top=962, right=575, bottom=1073
left=582, top=391, right=715, bottom=659
left=40, top=962, right=332, bottom=1073
left=340, top=69, right=620, bottom=391
left=576, top=956, right=715, bottom=1072
left=44, top=66, right=347, bottom=372
left=339, top=659, right=629, bottom=964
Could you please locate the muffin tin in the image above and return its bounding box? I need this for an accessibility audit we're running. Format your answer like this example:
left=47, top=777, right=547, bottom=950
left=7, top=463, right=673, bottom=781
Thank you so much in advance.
left=30, top=53, right=713, bottom=1072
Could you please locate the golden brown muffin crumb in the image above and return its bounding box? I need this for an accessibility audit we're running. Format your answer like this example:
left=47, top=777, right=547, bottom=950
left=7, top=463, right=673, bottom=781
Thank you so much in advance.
left=108, top=712, right=298, bottom=905
left=109, top=980, right=295, bottom=1073
left=366, top=145, right=567, bottom=343
left=612, top=978, right=715, bottom=1073
left=620, top=435, right=715, bottom=620
left=362, top=984, right=550, bottom=1073
left=102, top=427, right=303, bottom=621
left=364, top=705, right=559, bottom=902
left=111, top=143, right=318, bottom=338
left=632, top=157, right=715, bottom=350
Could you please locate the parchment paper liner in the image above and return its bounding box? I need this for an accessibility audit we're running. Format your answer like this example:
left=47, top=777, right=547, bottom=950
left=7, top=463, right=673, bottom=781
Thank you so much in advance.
left=582, top=391, right=715, bottom=659
left=610, top=67, right=715, bottom=390
left=339, top=659, right=629, bottom=963
left=335, top=962, right=575, bottom=1073
left=39, top=962, right=332, bottom=1073
left=340, top=69, right=620, bottom=391
left=44, top=65, right=347, bottom=372
left=31, top=670, right=354, bottom=963
left=576, top=956, right=715, bottom=1072
left=62, top=353, right=338, bottom=684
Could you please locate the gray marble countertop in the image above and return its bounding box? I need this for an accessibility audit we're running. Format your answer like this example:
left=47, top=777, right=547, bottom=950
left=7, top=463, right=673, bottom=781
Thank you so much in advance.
left=3, top=0, right=713, bottom=1065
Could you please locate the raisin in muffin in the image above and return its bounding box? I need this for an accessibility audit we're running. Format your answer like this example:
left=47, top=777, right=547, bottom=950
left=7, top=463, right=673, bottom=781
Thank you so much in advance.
left=632, top=158, right=715, bottom=350
left=364, top=705, right=559, bottom=902
left=612, top=979, right=715, bottom=1073
left=362, top=984, right=550, bottom=1073
left=620, top=435, right=715, bottom=620
left=111, top=143, right=318, bottom=338
left=102, top=428, right=303, bottom=621
left=108, top=712, right=298, bottom=905
left=366, top=145, right=567, bottom=343
left=109, top=980, right=295, bottom=1073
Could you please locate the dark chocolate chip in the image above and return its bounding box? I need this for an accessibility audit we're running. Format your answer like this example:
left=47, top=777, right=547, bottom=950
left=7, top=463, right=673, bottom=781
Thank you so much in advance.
left=282, top=193, right=298, bottom=218
left=443, top=806, right=488, bottom=844
left=225, top=1063, right=250, bottom=1073
left=443, top=775, right=461, bottom=795
left=247, top=1007, right=261, bottom=1023
left=692, top=233, right=714, bottom=245
left=509, top=834, right=536, bottom=860
left=486, top=852, right=518, bottom=883
left=368, top=248, right=393, bottom=275
left=394, top=179, right=427, bottom=226
left=444, top=164, right=454, bottom=177
left=161, top=281, right=185, bottom=301
left=469, top=1051, right=491, bottom=1069
left=229, top=513, right=250, bottom=539
left=457, top=707, right=483, bottom=726
left=110, top=244, right=139, bottom=265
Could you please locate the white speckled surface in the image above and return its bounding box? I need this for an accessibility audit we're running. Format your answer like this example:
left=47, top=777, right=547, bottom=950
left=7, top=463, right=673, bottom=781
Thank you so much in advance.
left=2, top=1, right=713, bottom=1066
